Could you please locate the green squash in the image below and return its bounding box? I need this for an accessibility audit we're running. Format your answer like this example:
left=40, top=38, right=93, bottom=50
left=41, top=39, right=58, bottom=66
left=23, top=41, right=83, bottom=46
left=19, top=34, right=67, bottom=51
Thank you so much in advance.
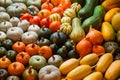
left=6, top=3, right=27, bottom=17
left=0, top=0, right=13, bottom=8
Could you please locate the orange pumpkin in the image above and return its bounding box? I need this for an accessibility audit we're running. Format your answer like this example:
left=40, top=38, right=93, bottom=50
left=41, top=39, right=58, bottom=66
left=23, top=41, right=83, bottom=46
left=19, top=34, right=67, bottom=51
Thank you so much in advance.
left=0, top=56, right=11, bottom=69
left=8, top=62, right=25, bottom=76
left=25, top=43, right=39, bottom=56
left=38, top=45, right=53, bottom=59
left=37, top=9, right=51, bottom=19
left=16, top=52, right=30, bottom=65
left=51, top=7, right=64, bottom=16
left=12, top=41, right=26, bottom=53
left=58, top=0, right=71, bottom=10
left=92, top=45, right=105, bottom=55
left=50, top=0, right=60, bottom=6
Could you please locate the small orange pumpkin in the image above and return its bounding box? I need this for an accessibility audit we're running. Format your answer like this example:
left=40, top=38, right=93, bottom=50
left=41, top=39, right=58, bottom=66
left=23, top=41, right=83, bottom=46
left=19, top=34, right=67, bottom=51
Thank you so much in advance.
left=25, top=43, right=39, bottom=56
left=8, top=62, right=25, bottom=76
left=16, top=52, right=30, bottom=65
left=0, top=56, right=11, bottom=69
left=12, top=41, right=26, bottom=53
left=38, top=45, right=53, bottom=59
left=92, top=45, right=105, bottom=55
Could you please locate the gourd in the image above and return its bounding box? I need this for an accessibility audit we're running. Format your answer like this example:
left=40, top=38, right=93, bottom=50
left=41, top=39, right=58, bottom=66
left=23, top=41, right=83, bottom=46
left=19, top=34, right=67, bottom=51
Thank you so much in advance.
left=59, top=58, right=80, bottom=75
left=69, top=17, right=85, bottom=43
left=6, top=3, right=27, bottom=17
left=0, top=12, right=10, bottom=22
left=61, top=16, right=71, bottom=24
left=7, top=27, right=23, bottom=41
left=66, top=65, right=92, bottom=80
left=21, top=31, right=38, bottom=44
left=10, top=17, right=20, bottom=27
left=0, top=0, right=13, bottom=8
left=17, top=20, right=30, bottom=32
left=0, top=21, right=13, bottom=32
left=70, top=2, right=82, bottom=13
left=60, top=23, right=72, bottom=35
left=80, top=53, right=99, bottom=66
left=105, top=60, right=120, bottom=80
left=0, top=31, right=7, bottom=42
left=27, top=0, right=41, bottom=9
left=27, top=5, right=39, bottom=16
left=95, top=50, right=114, bottom=73
left=49, top=13, right=61, bottom=22
left=63, top=8, right=76, bottom=19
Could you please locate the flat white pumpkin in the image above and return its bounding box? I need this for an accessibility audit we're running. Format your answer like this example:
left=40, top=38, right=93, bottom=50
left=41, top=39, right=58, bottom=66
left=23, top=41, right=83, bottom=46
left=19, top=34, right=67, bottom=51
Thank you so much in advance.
left=0, top=31, right=7, bottom=41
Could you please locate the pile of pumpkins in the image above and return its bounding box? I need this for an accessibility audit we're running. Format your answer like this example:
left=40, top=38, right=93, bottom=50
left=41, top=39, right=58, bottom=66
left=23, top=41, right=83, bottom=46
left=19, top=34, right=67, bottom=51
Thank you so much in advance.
left=0, top=0, right=120, bottom=80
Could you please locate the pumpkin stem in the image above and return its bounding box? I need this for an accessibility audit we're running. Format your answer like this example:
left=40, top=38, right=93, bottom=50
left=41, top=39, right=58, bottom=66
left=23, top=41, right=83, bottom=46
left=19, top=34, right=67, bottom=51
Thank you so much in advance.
left=28, top=66, right=32, bottom=73
left=110, top=49, right=115, bottom=54
left=41, top=37, right=44, bottom=41
left=57, top=30, right=60, bottom=40
left=91, top=65, right=96, bottom=69
left=89, top=25, right=93, bottom=31
left=17, top=41, right=20, bottom=45
left=62, top=46, right=66, bottom=51
left=2, top=56, right=6, bottom=61
left=52, top=38, right=57, bottom=44
left=20, top=53, right=24, bottom=59
left=32, top=44, right=35, bottom=48
left=13, top=63, right=17, bottom=68
left=52, top=55, right=55, bottom=61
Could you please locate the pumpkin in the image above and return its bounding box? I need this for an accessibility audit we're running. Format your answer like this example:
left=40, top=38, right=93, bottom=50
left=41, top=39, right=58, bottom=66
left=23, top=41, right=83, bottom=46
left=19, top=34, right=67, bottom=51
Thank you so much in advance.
left=41, top=0, right=54, bottom=11
left=0, top=12, right=10, bottom=22
left=0, top=56, right=11, bottom=69
left=8, top=62, right=25, bottom=76
left=12, top=41, right=26, bottom=53
left=51, top=7, right=64, bottom=16
left=18, top=19, right=30, bottom=32
left=0, top=31, right=7, bottom=42
left=0, top=0, right=13, bottom=8
left=92, top=45, right=105, bottom=55
left=21, top=31, right=38, bottom=44
left=25, top=43, right=39, bottom=56
left=10, top=17, right=20, bottom=27
left=27, top=0, right=41, bottom=8
left=16, top=52, right=30, bottom=65
left=60, top=23, right=72, bottom=35
left=0, top=6, right=6, bottom=12
left=38, top=45, right=53, bottom=59
left=7, top=27, right=23, bottom=41
left=49, top=21, right=61, bottom=32
left=27, top=5, right=39, bottom=16
left=0, top=21, right=13, bottom=32
left=6, top=3, right=27, bottom=17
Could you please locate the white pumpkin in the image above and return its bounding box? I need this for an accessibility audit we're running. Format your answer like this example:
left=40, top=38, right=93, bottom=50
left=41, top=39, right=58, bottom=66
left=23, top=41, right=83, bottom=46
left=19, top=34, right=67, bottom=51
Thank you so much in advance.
left=21, top=31, right=38, bottom=44
left=10, top=17, right=20, bottom=27
left=0, top=31, right=7, bottom=41
left=17, top=20, right=30, bottom=32
left=7, top=27, right=23, bottom=41
left=27, top=24, right=41, bottom=35
left=38, top=65, right=61, bottom=80
left=0, top=21, right=13, bottom=32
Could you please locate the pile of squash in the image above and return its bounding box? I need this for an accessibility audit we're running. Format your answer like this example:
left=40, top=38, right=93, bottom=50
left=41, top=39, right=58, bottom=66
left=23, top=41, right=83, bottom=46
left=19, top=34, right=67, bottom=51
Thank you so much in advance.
left=0, top=0, right=120, bottom=80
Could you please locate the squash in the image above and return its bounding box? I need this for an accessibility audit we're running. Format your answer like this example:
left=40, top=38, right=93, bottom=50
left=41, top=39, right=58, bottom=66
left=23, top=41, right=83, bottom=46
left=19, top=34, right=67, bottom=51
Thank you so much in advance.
left=27, top=5, right=39, bottom=16
left=17, top=20, right=30, bottom=32
left=12, top=0, right=27, bottom=4
left=70, top=17, right=85, bottom=43
left=66, top=65, right=92, bottom=80
left=49, top=13, right=61, bottom=22
left=61, top=16, right=71, bottom=24
left=6, top=3, right=27, bottom=17
left=21, top=31, right=38, bottom=44
left=60, top=23, right=72, bottom=35
left=63, top=8, right=76, bottom=19
left=0, top=31, right=7, bottom=42
left=59, top=58, right=80, bottom=75
left=105, top=60, right=120, bottom=80
left=7, top=27, right=23, bottom=41
left=70, top=2, right=82, bottom=13
left=0, top=0, right=13, bottom=8
left=0, top=12, right=10, bottom=22
left=0, top=21, right=13, bottom=32
left=27, top=0, right=41, bottom=9
left=10, top=17, right=20, bottom=27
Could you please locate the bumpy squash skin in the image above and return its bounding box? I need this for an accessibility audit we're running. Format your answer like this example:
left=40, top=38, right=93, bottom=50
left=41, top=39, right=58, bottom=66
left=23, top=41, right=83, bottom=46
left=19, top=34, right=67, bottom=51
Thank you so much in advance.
left=59, top=58, right=80, bottom=75
left=83, top=71, right=103, bottom=80
left=82, top=5, right=105, bottom=32
left=80, top=54, right=99, bottom=66
left=105, top=60, right=120, bottom=80
left=95, top=53, right=113, bottom=73
left=66, top=65, right=91, bottom=80
left=78, top=0, right=99, bottom=19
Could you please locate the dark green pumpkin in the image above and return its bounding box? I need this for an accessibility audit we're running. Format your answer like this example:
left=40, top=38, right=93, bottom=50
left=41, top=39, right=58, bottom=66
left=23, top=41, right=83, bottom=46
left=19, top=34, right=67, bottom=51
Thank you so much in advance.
left=50, top=43, right=58, bottom=54
left=0, top=69, right=9, bottom=80
left=27, top=5, right=39, bottom=16
left=5, top=50, right=17, bottom=61
left=0, top=47, right=7, bottom=57
left=6, top=3, right=27, bottom=17
left=57, top=46, right=67, bottom=59
left=0, top=0, right=13, bottom=8
left=64, top=39, right=75, bottom=51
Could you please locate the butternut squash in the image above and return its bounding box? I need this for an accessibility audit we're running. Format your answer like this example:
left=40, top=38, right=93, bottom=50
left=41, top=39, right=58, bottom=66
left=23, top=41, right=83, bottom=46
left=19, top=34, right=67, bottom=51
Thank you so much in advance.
left=105, top=60, right=120, bottom=80
left=59, top=58, right=80, bottom=75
